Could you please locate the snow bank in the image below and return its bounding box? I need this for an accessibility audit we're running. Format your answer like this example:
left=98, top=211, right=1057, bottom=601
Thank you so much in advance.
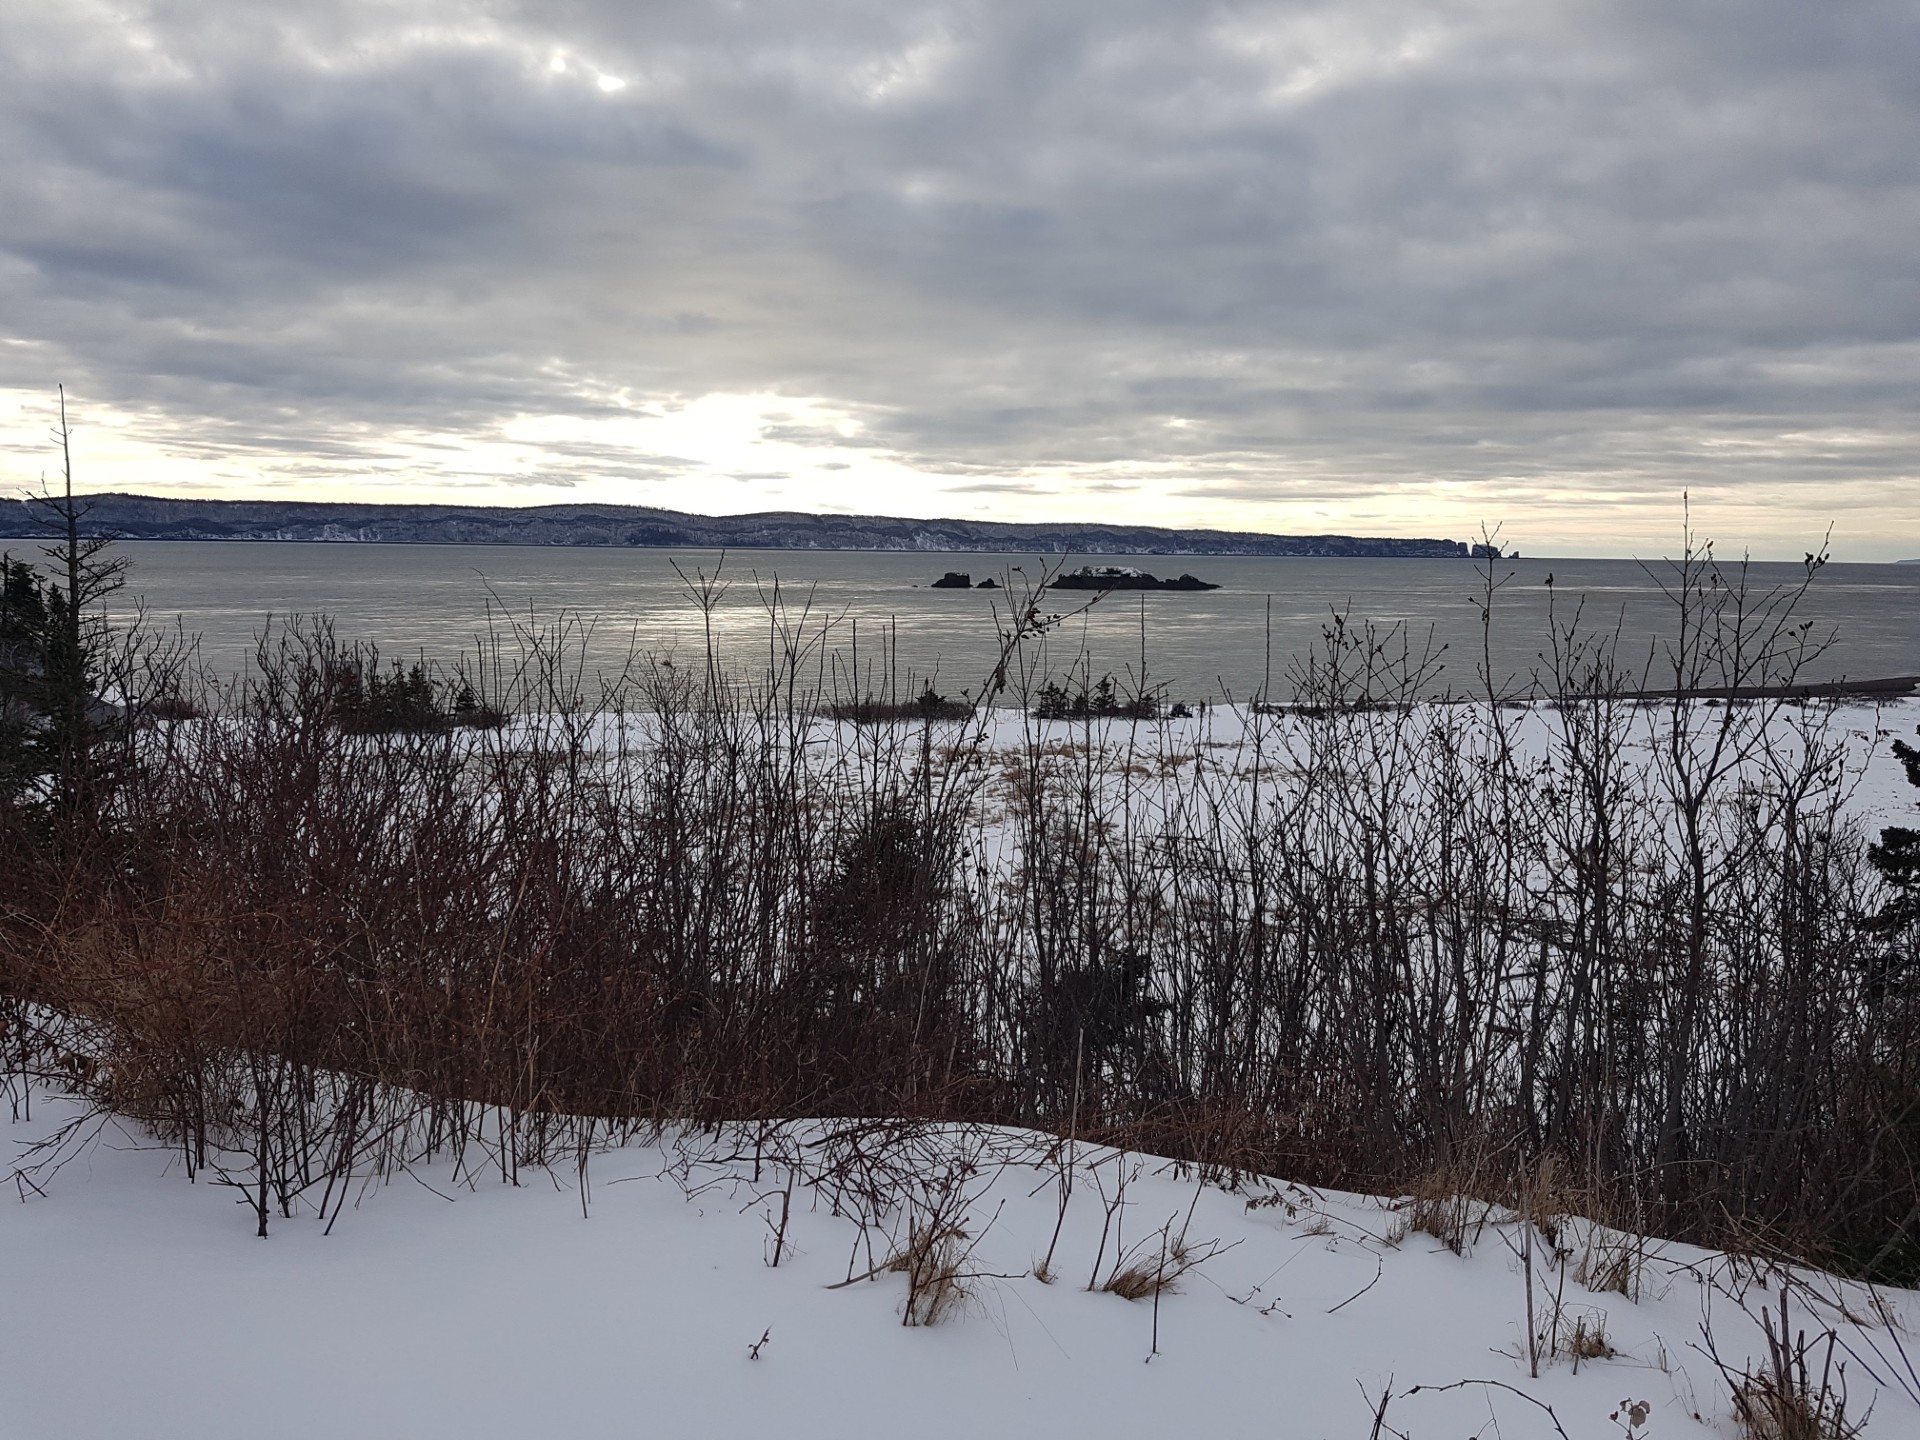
left=5, top=1089, right=1916, bottom=1440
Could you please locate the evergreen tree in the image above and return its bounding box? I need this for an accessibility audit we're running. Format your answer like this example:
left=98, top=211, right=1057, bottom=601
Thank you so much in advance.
left=0, top=555, right=54, bottom=803
left=0, top=389, right=127, bottom=819
left=1870, top=730, right=1920, bottom=929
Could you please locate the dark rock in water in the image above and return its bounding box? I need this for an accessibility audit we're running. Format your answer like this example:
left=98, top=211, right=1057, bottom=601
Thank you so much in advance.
left=1047, top=565, right=1219, bottom=592
left=930, top=571, right=972, bottom=589
left=976, top=577, right=998, bottom=589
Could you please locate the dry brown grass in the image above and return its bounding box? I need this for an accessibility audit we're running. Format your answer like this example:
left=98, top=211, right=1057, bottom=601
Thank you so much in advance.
left=1099, top=1233, right=1222, bottom=1302
left=1578, top=1228, right=1646, bottom=1301
left=1101, top=1255, right=1172, bottom=1300
left=1732, top=1376, right=1864, bottom=1440
left=1561, top=1309, right=1616, bottom=1364
left=1710, top=1288, right=1866, bottom=1440
left=891, top=1220, right=971, bottom=1326
left=1409, top=1177, right=1482, bottom=1255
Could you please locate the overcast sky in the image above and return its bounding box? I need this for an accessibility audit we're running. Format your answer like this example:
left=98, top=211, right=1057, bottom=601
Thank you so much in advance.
left=1, top=1, right=1916, bottom=557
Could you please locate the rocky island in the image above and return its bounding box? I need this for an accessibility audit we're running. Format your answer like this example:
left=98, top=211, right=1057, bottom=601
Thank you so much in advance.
left=1046, top=565, right=1220, bottom=592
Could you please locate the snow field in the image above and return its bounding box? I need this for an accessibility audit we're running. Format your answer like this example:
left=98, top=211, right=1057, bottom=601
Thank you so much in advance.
left=5, top=1089, right=1917, bottom=1440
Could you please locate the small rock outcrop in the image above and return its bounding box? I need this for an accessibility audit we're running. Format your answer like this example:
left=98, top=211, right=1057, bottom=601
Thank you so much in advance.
left=1046, top=566, right=1219, bottom=592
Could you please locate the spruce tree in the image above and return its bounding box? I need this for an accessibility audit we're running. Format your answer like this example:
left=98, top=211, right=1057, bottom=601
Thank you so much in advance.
left=1870, top=730, right=1920, bottom=930
left=0, top=389, right=127, bottom=819
left=0, top=555, right=54, bottom=803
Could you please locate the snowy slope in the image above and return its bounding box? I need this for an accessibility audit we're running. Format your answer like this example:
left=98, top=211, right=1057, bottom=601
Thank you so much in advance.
left=5, top=1089, right=1916, bottom=1440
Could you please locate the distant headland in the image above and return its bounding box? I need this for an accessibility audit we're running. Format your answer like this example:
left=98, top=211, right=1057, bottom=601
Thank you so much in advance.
left=0, top=493, right=1483, bottom=559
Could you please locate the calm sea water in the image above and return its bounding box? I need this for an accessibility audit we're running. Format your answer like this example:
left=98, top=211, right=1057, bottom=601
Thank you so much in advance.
left=96, top=541, right=1920, bottom=703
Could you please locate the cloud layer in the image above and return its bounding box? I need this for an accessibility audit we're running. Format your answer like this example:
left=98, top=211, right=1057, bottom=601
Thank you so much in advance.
left=1, top=0, right=1917, bottom=555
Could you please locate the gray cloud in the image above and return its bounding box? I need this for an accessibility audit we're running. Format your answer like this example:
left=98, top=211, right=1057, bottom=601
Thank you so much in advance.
left=0, top=1, right=1916, bottom=554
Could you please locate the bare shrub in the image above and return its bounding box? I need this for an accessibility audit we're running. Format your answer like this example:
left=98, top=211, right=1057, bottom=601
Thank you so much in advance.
left=1, top=529, right=1916, bottom=1286
left=1707, top=1288, right=1867, bottom=1440
left=1409, top=1176, right=1483, bottom=1256
left=1579, top=1227, right=1648, bottom=1302
left=892, top=1218, right=972, bottom=1327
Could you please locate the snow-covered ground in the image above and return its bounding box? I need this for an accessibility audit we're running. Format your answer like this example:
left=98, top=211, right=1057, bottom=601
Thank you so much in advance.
left=5, top=1087, right=1916, bottom=1439
left=508, top=694, right=1920, bottom=822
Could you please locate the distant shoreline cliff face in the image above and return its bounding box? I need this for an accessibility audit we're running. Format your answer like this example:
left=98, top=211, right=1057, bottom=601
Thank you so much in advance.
left=0, top=493, right=1473, bottom=559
